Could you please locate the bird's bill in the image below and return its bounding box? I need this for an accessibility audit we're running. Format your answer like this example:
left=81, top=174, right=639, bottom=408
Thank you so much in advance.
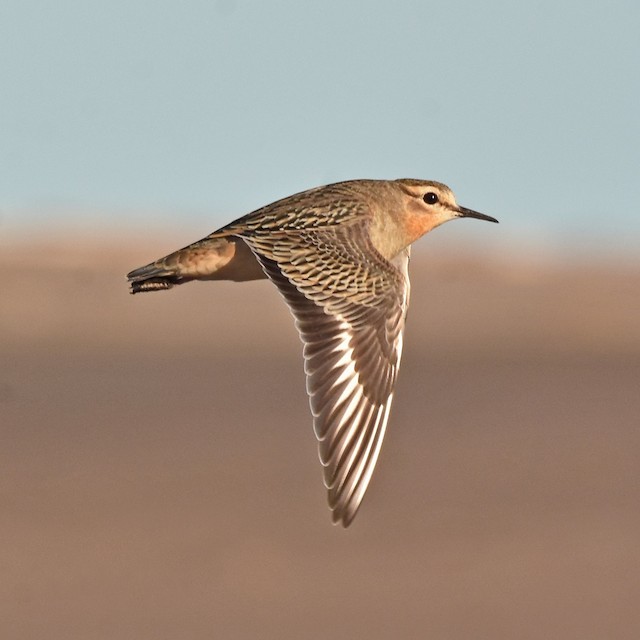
left=457, top=206, right=499, bottom=223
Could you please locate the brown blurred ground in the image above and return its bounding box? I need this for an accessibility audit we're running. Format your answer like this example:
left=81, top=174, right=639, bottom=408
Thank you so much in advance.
left=1, top=239, right=639, bottom=639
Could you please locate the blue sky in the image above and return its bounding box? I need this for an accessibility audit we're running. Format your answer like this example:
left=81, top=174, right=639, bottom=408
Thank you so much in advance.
left=1, top=1, right=639, bottom=257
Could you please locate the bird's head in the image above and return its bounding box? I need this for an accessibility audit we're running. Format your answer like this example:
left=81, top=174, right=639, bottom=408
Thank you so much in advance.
left=396, top=179, right=498, bottom=239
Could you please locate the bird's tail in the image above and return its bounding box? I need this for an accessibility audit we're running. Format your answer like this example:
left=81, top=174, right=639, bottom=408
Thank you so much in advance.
left=126, top=261, right=182, bottom=293
left=127, top=235, right=265, bottom=294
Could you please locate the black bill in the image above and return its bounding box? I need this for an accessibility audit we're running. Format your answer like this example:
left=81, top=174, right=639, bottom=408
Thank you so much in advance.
left=457, top=206, right=499, bottom=223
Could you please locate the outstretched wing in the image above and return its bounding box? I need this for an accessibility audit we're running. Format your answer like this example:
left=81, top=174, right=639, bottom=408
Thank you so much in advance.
left=244, top=221, right=411, bottom=526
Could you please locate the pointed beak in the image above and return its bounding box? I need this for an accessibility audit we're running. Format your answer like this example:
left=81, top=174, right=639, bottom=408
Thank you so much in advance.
left=457, top=206, right=499, bottom=224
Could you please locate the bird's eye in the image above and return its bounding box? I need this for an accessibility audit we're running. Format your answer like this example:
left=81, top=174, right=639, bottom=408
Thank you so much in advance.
left=423, top=192, right=439, bottom=205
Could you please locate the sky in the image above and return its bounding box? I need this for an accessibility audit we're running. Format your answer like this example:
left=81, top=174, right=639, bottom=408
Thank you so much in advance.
left=1, top=0, right=639, bottom=258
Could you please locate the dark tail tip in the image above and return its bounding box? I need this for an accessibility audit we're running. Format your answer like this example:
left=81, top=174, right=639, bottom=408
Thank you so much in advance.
left=128, top=278, right=176, bottom=294
left=126, top=262, right=183, bottom=294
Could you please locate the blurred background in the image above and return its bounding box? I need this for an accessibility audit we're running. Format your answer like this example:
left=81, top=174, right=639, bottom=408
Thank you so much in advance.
left=2, top=1, right=639, bottom=638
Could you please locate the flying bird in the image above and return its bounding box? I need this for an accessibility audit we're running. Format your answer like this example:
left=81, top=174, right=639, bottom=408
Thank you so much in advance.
left=127, top=179, right=498, bottom=526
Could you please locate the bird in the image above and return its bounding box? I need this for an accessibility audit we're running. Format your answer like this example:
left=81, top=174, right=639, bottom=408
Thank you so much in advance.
left=126, top=178, right=498, bottom=527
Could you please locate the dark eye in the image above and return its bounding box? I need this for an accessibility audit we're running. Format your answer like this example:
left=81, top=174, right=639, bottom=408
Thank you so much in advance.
left=423, top=192, right=439, bottom=205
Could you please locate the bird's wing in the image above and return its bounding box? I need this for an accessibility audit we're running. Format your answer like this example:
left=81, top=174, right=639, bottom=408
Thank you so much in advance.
left=244, top=221, right=411, bottom=526
left=215, top=181, right=369, bottom=235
